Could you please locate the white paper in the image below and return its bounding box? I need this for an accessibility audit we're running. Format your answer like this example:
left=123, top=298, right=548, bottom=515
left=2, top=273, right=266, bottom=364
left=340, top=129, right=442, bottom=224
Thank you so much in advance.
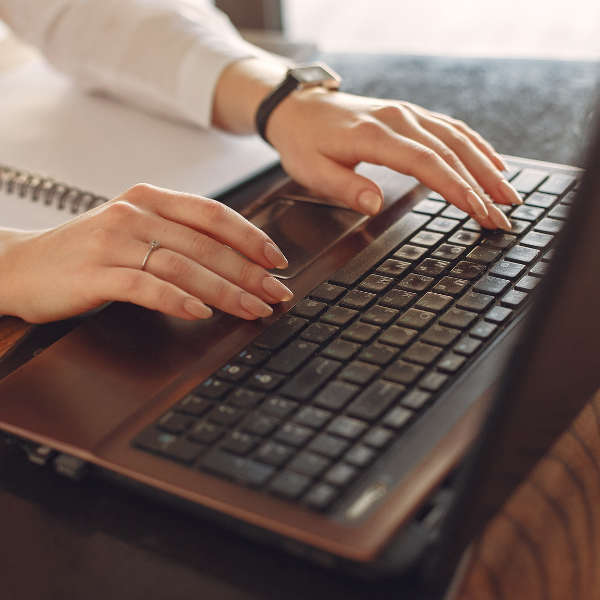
left=0, top=52, right=279, bottom=230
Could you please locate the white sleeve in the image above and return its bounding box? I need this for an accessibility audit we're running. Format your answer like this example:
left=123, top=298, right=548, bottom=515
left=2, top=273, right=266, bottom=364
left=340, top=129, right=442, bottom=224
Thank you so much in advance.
left=0, top=0, right=262, bottom=128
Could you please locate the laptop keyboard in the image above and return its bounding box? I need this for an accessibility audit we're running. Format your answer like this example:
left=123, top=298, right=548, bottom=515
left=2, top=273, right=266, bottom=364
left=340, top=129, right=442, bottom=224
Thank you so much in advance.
left=133, top=166, right=579, bottom=511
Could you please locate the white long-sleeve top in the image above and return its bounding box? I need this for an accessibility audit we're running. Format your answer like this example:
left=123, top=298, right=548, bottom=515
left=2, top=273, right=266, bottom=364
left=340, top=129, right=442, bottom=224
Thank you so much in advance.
left=0, top=0, right=261, bottom=128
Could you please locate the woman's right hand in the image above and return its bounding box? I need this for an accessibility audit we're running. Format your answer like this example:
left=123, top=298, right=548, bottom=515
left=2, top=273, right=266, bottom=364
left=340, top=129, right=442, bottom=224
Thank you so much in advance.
left=0, top=184, right=292, bottom=324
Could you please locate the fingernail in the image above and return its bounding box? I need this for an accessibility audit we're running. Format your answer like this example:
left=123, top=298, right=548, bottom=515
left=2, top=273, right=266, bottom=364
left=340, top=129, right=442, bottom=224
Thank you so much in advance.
left=264, top=241, right=288, bottom=269
left=465, top=190, right=488, bottom=219
left=494, top=153, right=511, bottom=172
left=262, top=276, right=293, bottom=302
left=358, top=190, right=383, bottom=216
left=240, top=292, right=273, bottom=318
left=498, top=179, right=523, bottom=205
left=488, top=204, right=512, bottom=231
left=183, top=298, right=213, bottom=319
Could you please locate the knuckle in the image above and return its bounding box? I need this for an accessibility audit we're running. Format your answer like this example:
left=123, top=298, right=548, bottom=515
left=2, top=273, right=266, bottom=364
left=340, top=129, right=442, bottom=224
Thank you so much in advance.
left=410, top=145, right=439, bottom=169
left=124, top=182, right=155, bottom=201
left=438, top=146, right=460, bottom=168
left=190, top=232, right=217, bottom=261
left=119, top=270, right=145, bottom=297
left=352, top=119, right=386, bottom=142
left=164, top=252, right=193, bottom=281
left=99, top=200, right=141, bottom=227
left=199, top=197, right=230, bottom=227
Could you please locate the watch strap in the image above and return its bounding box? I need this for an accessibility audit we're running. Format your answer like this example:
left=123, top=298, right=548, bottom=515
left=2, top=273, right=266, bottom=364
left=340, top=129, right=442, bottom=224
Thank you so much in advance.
left=255, top=73, right=300, bottom=144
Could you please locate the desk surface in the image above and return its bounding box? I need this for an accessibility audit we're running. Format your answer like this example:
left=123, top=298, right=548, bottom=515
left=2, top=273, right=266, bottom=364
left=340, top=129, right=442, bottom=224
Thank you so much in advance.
left=1, top=54, right=600, bottom=600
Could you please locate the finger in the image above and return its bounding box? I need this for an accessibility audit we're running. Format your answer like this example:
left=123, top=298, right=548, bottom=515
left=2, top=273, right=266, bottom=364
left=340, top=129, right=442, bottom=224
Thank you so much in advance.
left=283, top=153, right=384, bottom=215
left=418, top=116, right=522, bottom=206
left=117, top=184, right=289, bottom=270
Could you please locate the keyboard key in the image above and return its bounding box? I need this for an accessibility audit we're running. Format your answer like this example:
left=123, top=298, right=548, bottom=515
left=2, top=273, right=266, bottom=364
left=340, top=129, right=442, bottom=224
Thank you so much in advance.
left=253, top=316, right=308, bottom=350
left=534, top=218, right=563, bottom=234
left=188, top=421, right=226, bottom=445
left=200, top=450, right=275, bottom=486
left=397, top=308, right=436, bottom=330
left=322, top=338, right=361, bottom=361
left=340, top=290, right=377, bottom=309
left=508, top=219, right=531, bottom=235
left=511, top=168, right=549, bottom=193
left=378, top=325, right=418, bottom=348
left=415, top=258, right=450, bottom=277
left=260, top=397, right=299, bottom=418
left=538, top=173, right=576, bottom=195
left=226, top=389, right=265, bottom=408
left=463, top=218, right=482, bottom=232
left=419, top=372, right=449, bottom=392
left=379, top=289, right=417, bottom=309
left=376, top=259, right=411, bottom=277
left=441, top=205, right=468, bottom=220
left=300, top=322, right=338, bottom=344
left=287, top=451, right=331, bottom=477
left=413, top=199, right=446, bottom=215
left=255, top=441, right=294, bottom=466
left=342, top=321, right=381, bottom=344
left=548, top=205, right=570, bottom=220
left=401, top=389, right=432, bottom=410
left=359, top=342, right=399, bottom=366
left=220, top=431, right=260, bottom=455
left=217, top=363, right=252, bottom=383
left=398, top=273, right=435, bottom=292
left=207, top=404, right=245, bottom=426
left=269, top=470, right=312, bottom=498
left=266, top=340, right=318, bottom=374
left=415, top=292, right=453, bottom=313
left=344, top=444, right=377, bottom=467
left=481, top=232, right=517, bottom=250
left=326, top=415, right=369, bottom=439
left=501, top=290, right=528, bottom=308
left=294, top=406, right=332, bottom=429
left=347, top=380, right=405, bottom=421
left=489, top=261, right=526, bottom=280
left=427, top=217, right=460, bottom=233
left=236, top=347, right=269, bottom=367
left=383, top=360, right=424, bottom=385
left=421, top=325, right=461, bottom=347
left=176, top=395, right=213, bottom=417
left=520, top=232, right=554, bottom=249
left=135, top=428, right=203, bottom=463
left=311, top=283, right=345, bottom=302
left=449, top=261, right=485, bottom=280
left=361, top=305, right=399, bottom=326
left=457, top=292, right=494, bottom=312
left=241, top=413, right=279, bottom=436
left=303, top=483, right=339, bottom=510
left=324, top=463, right=358, bottom=487
left=435, top=279, right=471, bottom=301
left=505, top=245, right=540, bottom=264
left=362, top=427, right=394, bottom=449
left=382, top=406, right=414, bottom=429
left=485, top=306, right=512, bottom=323
left=436, top=353, right=467, bottom=373
left=439, top=308, right=477, bottom=329
left=453, top=336, right=482, bottom=356
left=248, top=370, right=285, bottom=391
left=274, top=423, right=315, bottom=447
left=340, top=361, right=381, bottom=385
left=470, top=321, right=498, bottom=340
left=411, top=231, right=444, bottom=247
left=448, top=230, right=481, bottom=246
left=432, top=244, right=466, bottom=261
left=320, top=306, right=358, bottom=326
left=402, top=342, right=444, bottom=366
left=530, top=262, right=548, bottom=276
left=359, top=274, right=394, bottom=293
left=280, top=357, right=341, bottom=401
left=466, top=247, right=501, bottom=265
left=195, top=378, right=232, bottom=399
left=308, top=433, right=350, bottom=458
left=525, top=192, right=558, bottom=208
left=515, top=275, right=540, bottom=291
left=394, top=244, right=428, bottom=262
left=511, top=205, right=544, bottom=221
left=291, top=299, right=327, bottom=319
left=313, top=381, right=359, bottom=411
left=561, top=191, right=577, bottom=205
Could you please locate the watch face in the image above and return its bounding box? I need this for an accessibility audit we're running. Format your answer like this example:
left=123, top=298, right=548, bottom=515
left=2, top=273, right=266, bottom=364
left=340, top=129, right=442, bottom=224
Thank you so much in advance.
left=291, top=64, right=341, bottom=88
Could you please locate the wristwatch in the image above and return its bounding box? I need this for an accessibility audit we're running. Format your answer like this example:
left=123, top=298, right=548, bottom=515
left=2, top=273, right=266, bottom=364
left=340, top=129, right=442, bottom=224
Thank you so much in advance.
left=255, top=62, right=342, bottom=144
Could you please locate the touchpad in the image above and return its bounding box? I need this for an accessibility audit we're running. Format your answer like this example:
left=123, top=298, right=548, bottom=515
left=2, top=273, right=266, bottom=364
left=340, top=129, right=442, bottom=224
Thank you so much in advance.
left=250, top=198, right=367, bottom=279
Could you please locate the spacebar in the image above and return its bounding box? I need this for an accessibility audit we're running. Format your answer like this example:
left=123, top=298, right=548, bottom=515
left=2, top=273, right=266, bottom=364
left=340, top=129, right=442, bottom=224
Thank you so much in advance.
left=328, top=212, right=431, bottom=286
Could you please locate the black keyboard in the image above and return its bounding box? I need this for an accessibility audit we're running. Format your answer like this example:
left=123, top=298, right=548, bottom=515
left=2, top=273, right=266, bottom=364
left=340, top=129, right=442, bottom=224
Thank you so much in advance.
left=133, top=166, right=579, bottom=511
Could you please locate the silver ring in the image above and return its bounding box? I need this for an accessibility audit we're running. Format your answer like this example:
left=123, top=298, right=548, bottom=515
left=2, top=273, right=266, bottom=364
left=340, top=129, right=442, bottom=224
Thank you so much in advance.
left=141, top=240, right=160, bottom=270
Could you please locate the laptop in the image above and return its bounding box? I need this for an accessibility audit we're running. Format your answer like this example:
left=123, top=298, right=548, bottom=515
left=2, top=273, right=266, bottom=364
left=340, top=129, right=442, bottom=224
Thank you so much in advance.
left=1, top=107, right=599, bottom=595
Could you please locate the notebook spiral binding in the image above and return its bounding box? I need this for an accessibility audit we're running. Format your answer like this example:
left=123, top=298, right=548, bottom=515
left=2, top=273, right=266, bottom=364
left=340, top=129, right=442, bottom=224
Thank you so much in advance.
left=0, top=164, right=108, bottom=214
